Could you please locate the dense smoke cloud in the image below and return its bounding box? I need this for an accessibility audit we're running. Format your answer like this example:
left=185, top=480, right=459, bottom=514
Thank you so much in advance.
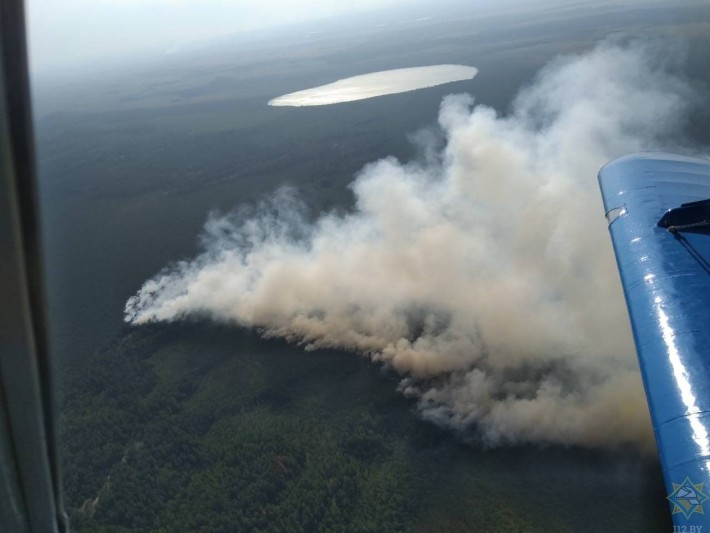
left=126, top=41, right=696, bottom=451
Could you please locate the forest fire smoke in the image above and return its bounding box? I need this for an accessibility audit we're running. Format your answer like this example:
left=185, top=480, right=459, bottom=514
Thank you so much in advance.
left=126, top=41, right=696, bottom=450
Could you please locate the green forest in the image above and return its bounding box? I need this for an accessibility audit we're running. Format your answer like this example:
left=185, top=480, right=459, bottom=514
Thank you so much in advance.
left=59, top=322, right=665, bottom=532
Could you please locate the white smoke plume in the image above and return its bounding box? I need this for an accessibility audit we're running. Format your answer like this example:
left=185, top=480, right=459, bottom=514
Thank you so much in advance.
left=126, top=41, right=697, bottom=451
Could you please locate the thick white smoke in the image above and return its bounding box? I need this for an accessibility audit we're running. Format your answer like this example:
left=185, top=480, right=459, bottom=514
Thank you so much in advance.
left=126, top=41, right=696, bottom=451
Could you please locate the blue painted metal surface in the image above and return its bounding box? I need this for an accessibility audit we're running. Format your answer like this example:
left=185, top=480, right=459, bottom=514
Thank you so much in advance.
left=599, top=152, right=710, bottom=526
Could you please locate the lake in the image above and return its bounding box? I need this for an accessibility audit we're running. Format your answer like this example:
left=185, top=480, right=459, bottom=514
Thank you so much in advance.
left=268, top=65, right=477, bottom=106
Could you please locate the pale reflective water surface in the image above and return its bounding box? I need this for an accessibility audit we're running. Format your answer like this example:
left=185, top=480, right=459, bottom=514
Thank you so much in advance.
left=268, top=65, right=477, bottom=106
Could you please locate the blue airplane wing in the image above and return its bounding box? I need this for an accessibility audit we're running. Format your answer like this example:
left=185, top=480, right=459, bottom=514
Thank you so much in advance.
left=599, top=152, right=710, bottom=526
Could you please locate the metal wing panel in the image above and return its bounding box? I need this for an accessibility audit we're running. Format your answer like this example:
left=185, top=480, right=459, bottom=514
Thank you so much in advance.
left=599, top=152, right=710, bottom=525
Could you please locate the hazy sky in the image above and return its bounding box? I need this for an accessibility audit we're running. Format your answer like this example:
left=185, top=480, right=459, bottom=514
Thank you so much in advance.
left=27, top=0, right=596, bottom=76
left=26, top=0, right=407, bottom=74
